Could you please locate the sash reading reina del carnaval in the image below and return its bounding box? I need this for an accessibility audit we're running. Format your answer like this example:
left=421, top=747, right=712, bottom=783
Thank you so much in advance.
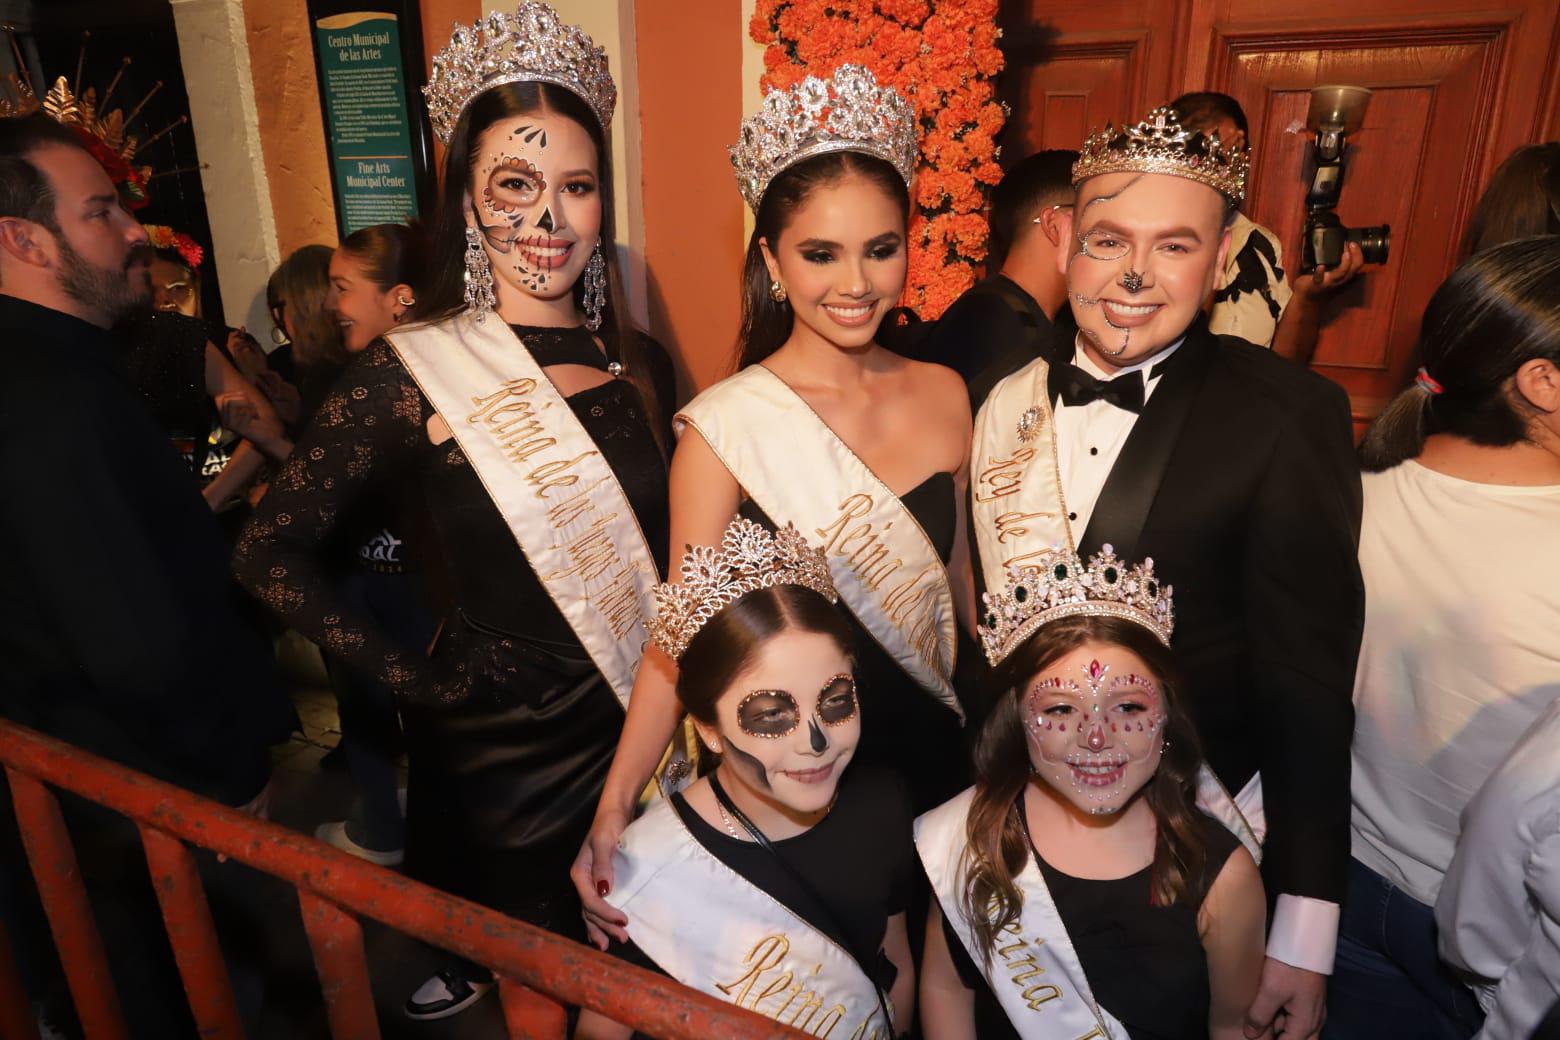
left=684, top=64, right=959, bottom=717
left=385, top=314, right=659, bottom=706
left=608, top=520, right=890, bottom=1038
left=918, top=549, right=1257, bottom=1040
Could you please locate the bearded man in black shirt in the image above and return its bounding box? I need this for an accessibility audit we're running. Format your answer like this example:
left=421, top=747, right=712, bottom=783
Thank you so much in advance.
left=0, top=112, right=295, bottom=1034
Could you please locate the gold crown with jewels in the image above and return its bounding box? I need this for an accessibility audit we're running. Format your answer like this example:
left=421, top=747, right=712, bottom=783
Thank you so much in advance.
left=1072, top=106, right=1249, bottom=203
left=649, top=519, right=838, bottom=661
left=730, top=64, right=918, bottom=213
left=424, top=2, right=616, bottom=144
left=979, top=545, right=1175, bottom=666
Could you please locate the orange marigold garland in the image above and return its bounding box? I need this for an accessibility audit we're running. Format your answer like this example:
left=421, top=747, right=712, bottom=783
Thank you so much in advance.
left=751, top=0, right=1005, bottom=318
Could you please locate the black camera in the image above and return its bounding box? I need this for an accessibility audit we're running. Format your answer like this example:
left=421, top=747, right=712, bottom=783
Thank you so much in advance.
left=1300, top=86, right=1390, bottom=273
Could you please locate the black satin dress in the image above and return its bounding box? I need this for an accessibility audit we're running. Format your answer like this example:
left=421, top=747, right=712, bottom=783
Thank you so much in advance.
left=740, top=471, right=966, bottom=812
left=234, top=324, right=670, bottom=938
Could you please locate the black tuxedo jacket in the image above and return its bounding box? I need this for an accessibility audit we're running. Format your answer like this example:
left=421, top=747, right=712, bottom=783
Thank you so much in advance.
left=916, top=275, right=1054, bottom=411
left=1060, top=313, right=1364, bottom=906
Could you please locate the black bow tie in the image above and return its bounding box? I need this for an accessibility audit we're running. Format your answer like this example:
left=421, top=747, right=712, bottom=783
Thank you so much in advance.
left=1049, top=363, right=1146, bottom=413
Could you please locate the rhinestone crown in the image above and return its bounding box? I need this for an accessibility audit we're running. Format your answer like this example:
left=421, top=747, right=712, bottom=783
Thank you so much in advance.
left=424, top=2, right=616, bottom=144
left=730, top=64, right=917, bottom=213
left=649, top=519, right=838, bottom=661
left=978, top=545, right=1175, bottom=666
left=1072, top=106, right=1249, bottom=203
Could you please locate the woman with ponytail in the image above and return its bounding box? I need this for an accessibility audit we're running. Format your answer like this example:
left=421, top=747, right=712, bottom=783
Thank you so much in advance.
left=917, top=550, right=1267, bottom=1040
left=1335, top=237, right=1560, bottom=1038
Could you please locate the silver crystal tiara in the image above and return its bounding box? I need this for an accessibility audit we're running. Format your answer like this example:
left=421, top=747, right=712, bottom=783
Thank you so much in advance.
left=978, top=545, right=1175, bottom=666
left=649, top=519, right=838, bottom=661
left=424, top=2, right=617, bottom=145
left=730, top=64, right=918, bottom=213
left=1072, top=106, right=1249, bottom=203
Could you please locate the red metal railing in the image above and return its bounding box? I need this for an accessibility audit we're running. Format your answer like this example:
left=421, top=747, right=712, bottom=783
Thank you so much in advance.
left=0, top=719, right=808, bottom=1040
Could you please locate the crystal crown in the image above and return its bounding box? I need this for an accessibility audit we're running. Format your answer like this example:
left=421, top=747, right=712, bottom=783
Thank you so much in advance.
left=649, top=519, right=838, bottom=661
left=978, top=545, right=1175, bottom=666
left=424, top=2, right=616, bottom=144
left=730, top=64, right=917, bottom=213
left=1072, top=106, right=1249, bottom=203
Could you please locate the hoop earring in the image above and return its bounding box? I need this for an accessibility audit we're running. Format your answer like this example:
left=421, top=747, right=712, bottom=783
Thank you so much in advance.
left=769, top=280, right=787, bottom=304
left=395, top=293, right=415, bottom=307
left=463, top=226, right=496, bottom=320
left=583, top=241, right=608, bottom=333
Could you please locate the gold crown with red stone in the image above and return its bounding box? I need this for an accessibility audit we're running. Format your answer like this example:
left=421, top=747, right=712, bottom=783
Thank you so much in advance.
left=978, top=545, right=1176, bottom=666
left=649, top=519, right=838, bottom=661
left=424, top=2, right=617, bottom=144
left=1072, top=106, right=1249, bottom=203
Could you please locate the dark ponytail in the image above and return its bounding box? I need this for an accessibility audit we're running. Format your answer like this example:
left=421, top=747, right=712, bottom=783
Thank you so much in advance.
left=1360, top=235, right=1560, bottom=472
left=734, top=150, right=909, bottom=372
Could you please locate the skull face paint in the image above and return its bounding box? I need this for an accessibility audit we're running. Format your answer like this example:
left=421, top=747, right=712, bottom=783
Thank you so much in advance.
left=1061, top=170, right=1230, bottom=369
left=702, top=629, right=860, bottom=815
left=467, top=112, right=602, bottom=305
left=1022, top=642, right=1166, bottom=815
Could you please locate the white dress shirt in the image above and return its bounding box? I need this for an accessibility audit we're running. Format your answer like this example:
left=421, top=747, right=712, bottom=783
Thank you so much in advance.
left=1053, top=331, right=1340, bottom=974
left=1437, top=697, right=1560, bottom=1040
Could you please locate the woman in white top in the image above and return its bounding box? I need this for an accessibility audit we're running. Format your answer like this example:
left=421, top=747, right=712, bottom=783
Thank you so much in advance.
left=1331, top=235, right=1560, bottom=1040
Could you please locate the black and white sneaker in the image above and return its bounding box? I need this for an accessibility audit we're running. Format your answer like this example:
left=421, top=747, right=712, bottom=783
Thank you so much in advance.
left=404, top=969, right=494, bottom=1020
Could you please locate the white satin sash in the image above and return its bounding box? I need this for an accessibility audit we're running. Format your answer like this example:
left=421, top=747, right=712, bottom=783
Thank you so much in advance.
left=606, top=796, right=891, bottom=1038
left=385, top=315, right=659, bottom=706
left=970, top=355, right=1075, bottom=595
left=916, top=788, right=1127, bottom=1040
left=678, top=365, right=961, bottom=718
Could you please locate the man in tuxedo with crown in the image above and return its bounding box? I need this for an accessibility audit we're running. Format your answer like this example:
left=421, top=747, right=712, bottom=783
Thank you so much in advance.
left=967, top=106, right=1363, bottom=1040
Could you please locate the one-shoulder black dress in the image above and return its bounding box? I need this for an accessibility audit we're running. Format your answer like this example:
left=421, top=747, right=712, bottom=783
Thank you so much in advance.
left=234, top=324, right=671, bottom=938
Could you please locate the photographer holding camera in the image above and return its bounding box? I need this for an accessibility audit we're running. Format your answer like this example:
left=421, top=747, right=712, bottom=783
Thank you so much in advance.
left=1172, top=92, right=1367, bottom=366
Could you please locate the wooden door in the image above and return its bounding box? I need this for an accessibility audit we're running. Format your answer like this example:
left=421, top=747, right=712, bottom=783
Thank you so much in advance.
left=999, top=0, right=1560, bottom=431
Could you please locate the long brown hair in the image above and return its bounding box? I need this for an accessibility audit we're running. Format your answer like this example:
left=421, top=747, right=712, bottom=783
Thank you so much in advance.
left=1461, top=143, right=1560, bottom=257
left=734, top=150, right=910, bottom=371
left=267, top=244, right=343, bottom=368
left=961, top=615, right=1207, bottom=965
left=415, top=81, right=665, bottom=450
left=1360, top=236, right=1560, bottom=472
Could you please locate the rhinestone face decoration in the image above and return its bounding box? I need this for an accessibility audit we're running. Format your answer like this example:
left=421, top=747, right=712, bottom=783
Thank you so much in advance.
left=1072, top=106, right=1249, bottom=203
left=978, top=544, right=1175, bottom=666
left=649, top=519, right=838, bottom=661
left=729, top=64, right=918, bottom=214
left=424, top=2, right=617, bottom=144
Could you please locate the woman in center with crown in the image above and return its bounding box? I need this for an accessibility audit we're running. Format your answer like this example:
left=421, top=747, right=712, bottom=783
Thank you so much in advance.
left=573, top=64, right=975, bottom=944
left=575, top=519, right=917, bottom=1040
left=233, top=3, right=674, bottom=1020
left=916, top=549, right=1269, bottom=1040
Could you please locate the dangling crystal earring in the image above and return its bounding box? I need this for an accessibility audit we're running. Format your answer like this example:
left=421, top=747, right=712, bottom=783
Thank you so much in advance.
left=583, top=241, right=608, bottom=333
left=769, top=280, right=787, bottom=304
left=463, top=226, right=496, bottom=321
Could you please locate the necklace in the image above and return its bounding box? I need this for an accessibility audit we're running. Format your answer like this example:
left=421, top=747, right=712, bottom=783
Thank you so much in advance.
left=713, top=786, right=840, bottom=841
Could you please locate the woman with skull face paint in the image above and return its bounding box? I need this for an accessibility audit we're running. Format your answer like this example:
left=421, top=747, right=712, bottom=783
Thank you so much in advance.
left=575, top=519, right=916, bottom=1040
left=233, top=3, right=674, bottom=1020
left=575, top=64, right=975, bottom=950
left=916, top=548, right=1269, bottom=1040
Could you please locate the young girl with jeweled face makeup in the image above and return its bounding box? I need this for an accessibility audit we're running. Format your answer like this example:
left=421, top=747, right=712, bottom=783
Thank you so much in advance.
left=575, top=519, right=915, bottom=1040
left=917, top=548, right=1269, bottom=1040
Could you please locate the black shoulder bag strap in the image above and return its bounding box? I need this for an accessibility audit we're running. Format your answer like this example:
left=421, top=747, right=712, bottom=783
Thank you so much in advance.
left=707, top=773, right=897, bottom=1032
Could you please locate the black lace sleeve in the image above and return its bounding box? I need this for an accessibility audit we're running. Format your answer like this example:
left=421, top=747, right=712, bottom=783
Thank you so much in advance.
left=233, top=344, right=431, bottom=694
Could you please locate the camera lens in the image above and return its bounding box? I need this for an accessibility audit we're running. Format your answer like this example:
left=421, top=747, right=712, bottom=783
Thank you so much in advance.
left=1347, top=225, right=1391, bottom=265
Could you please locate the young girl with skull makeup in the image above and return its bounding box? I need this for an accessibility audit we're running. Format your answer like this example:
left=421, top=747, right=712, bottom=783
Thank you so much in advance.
left=575, top=519, right=916, bottom=1040
left=917, top=549, right=1268, bottom=1040
left=234, top=3, right=674, bottom=1020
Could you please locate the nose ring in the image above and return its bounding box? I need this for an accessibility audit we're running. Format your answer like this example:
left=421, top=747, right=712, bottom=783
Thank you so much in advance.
left=1122, top=270, right=1145, bottom=293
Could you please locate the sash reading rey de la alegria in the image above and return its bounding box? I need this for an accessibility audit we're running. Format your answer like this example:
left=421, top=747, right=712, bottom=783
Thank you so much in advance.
left=916, top=788, right=1127, bottom=1040
left=677, top=366, right=961, bottom=719
left=385, top=315, right=659, bottom=707
left=606, top=796, right=892, bottom=1039
left=970, top=356, right=1076, bottom=596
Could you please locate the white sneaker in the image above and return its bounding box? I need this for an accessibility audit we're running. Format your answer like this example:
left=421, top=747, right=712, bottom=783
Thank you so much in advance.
left=405, top=969, right=493, bottom=1020
left=314, top=820, right=404, bottom=867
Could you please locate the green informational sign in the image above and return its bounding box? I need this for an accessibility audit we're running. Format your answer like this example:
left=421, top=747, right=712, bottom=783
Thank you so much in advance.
left=314, top=12, right=419, bottom=235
